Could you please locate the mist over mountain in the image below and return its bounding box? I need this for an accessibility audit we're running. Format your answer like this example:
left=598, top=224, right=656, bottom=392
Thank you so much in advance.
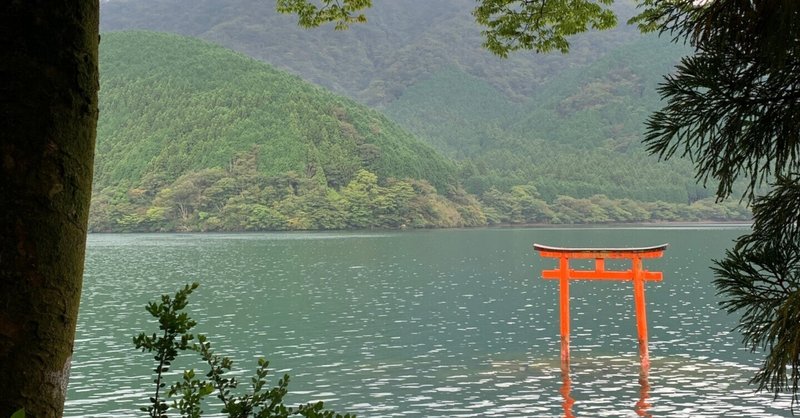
left=100, top=0, right=647, bottom=106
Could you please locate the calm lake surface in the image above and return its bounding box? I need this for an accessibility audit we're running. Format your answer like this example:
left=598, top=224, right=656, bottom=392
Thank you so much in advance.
left=66, top=225, right=794, bottom=417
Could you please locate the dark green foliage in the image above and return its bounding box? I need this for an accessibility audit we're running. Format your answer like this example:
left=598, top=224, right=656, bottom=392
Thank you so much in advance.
left=639, top=0, right=800, bottom=403
left=714, top=175, right=800, bottom=405
left=642, top=1, right=800, bottom=201
left=136, top=284, right=354, bottom=418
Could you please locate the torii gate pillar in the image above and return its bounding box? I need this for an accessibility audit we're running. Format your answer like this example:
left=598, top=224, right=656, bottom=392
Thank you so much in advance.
left=534, top=243, right=667, bottom=368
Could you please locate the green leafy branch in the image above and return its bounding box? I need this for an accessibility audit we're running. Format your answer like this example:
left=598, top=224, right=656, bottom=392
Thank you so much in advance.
left=134, top=283, right=199, bottom=418
left=135, top=283, right=354, bottom=418
left=473, top=0, right=617, bottom=56
left=276, top=0, right=371, bottom=30
left=276, top=0, right=680, bottom=57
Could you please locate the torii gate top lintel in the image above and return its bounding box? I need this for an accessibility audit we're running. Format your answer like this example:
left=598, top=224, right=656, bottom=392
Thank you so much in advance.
left=533, top=243, right=668, bottom=259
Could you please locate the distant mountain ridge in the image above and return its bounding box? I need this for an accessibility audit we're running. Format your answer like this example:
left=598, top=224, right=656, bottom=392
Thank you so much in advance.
left=100, top=0, right=646, bottom=106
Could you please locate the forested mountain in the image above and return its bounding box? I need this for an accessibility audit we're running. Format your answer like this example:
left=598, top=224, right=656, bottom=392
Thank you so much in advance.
left=384, top=35, right=705, bottom=203
left=97, top=0, right=754, bottom=230
left=96, top=31, right=457, bottom=190
left=93, top=31, right=748, bottom=232
left=93, top=32, right=484, bottom=231
left=99, top=0, right=714, bottom=203
left=100, top=0, right=645, bottom=106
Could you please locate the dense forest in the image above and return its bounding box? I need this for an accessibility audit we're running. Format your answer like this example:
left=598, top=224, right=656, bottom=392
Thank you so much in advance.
left=99, top=0, right=646, bottom=106
left=91, top=32, right=749, bottom=232
left=97, top=1, right=744, bottom=207
left=383, top=38, right=705, bottom=202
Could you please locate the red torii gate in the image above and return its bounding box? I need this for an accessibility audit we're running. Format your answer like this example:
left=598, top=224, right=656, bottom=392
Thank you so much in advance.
left=533, top=243, right=668, bottom=368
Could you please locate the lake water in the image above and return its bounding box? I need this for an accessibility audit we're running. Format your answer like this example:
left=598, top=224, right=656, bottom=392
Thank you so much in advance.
left=66, top=225, right=794, bottom=417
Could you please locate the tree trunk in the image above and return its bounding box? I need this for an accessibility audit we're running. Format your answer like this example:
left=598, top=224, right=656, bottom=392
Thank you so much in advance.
left=0, top=1, right=99, bottom=417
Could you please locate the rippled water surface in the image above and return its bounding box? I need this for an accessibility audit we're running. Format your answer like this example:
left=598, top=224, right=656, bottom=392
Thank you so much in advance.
left=66, top=226, right=793, bottom=417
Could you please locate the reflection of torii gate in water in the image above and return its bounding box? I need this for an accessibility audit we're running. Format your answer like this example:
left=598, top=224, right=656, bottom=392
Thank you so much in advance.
left=533, top=243, right=668, bottom=368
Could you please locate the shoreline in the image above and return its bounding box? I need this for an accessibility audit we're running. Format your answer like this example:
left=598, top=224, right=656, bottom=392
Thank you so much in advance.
left=87, top=220, right=753, bottom=234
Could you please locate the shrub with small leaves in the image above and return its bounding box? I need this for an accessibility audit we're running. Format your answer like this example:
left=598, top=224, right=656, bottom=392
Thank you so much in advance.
left=134, top=283, right=199, bottom=418
left=135, top=283, right=354, bottom=418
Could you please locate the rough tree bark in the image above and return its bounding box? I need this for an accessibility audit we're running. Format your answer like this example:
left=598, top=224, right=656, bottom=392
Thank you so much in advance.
left=0, top=1, right=99, bottom=416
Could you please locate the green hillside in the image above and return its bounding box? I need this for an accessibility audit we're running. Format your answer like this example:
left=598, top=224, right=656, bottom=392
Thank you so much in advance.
left=96, top=31, right=456, bottom=192
left=92, top=31, right=749, bottom=232
left=509, top=35, right=688, bottom=150
left=92, top=31, right=481, bottom=232
left=99, top=1, right=726, bottom=206
left=385, top=35, right=707, bottom=203
left=381, top=68, right=518, bottom=158
left=100, top=0, right=647, bottom=106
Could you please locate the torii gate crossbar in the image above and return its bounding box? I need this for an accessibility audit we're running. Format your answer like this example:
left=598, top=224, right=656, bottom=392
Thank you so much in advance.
left=533, top=243, right=668, bottom=368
